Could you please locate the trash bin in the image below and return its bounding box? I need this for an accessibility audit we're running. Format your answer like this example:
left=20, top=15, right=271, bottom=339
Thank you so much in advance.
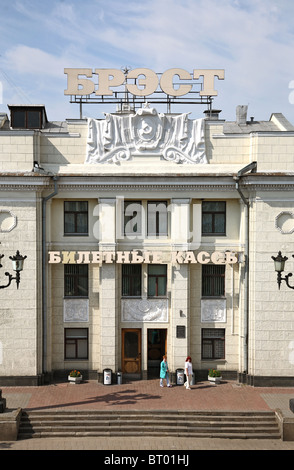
left=103, top=368, right=112, bottom=385
left=176, top=369, right=184, bottom=385
left=191, top=372, right=195, bottom=385
left=117, top=372, right=122, bottom=385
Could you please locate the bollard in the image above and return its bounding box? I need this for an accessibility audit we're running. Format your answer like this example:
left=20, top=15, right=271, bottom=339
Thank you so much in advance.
left=117, top=372, right=122, bottom=385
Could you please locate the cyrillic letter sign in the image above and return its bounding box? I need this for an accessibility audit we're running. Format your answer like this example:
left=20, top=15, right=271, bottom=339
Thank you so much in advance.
left=64, top=68, right=225, bottom=97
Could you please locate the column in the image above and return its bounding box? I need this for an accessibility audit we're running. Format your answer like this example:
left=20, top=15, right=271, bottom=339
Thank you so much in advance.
left=98, top=198, right=118, bottom=375
left=170, top=199, right=190, bottom=371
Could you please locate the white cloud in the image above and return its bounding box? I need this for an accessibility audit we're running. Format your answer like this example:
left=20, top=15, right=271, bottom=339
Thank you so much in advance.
left=4, top=46, right=64, bottom=78
left=1, top=0, right=294, bottom=121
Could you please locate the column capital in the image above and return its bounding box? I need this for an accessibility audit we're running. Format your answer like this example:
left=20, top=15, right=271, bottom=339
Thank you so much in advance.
left=171, top=198, right=191, bottom=205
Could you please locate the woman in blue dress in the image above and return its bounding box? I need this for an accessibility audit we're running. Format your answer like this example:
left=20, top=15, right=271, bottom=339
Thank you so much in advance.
left=160, top=355, right=172, bottom=387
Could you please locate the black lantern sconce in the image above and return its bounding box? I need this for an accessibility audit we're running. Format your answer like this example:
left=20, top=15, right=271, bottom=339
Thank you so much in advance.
left=0, top=250, right=27, bottom=289
left=272, top=251, right=294, bottom=290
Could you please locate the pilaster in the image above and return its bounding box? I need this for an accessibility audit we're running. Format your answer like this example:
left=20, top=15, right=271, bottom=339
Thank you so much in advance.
left=98, top=198, right=118, bottom=372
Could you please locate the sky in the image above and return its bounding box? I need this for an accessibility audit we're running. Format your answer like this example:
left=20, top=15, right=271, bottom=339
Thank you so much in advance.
left=1, top=0, right=294, bottom=123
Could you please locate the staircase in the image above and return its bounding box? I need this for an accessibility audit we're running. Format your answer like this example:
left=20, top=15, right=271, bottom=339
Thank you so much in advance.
left=18, top=409, right=281, bottom=440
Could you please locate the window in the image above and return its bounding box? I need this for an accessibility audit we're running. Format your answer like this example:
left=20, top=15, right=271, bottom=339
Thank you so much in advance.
left=202, top=201, right=226, bottom=235
left=123, top=200, right=168, bottom=238
left=9, top=105, right=46, bottom=129
left=64, top=201, right=88, bottom=235
left=202, top=329, right=225, bottom=360
left=65, top=328, right=88, bottom=360
left=148, top=265, right=167, bottom=297
left=202, top=265, right=225, bottom=297
left=64, top=264, right=88, bottom=297
left=147, top=201, right=168, bottom=236
left=124, top=201, right=142, bottom=236
left=122, top=265, right=142, bottom=297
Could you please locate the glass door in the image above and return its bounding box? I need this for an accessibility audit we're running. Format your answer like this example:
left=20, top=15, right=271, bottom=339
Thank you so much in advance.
left=147, top=329, right=167, bottom=378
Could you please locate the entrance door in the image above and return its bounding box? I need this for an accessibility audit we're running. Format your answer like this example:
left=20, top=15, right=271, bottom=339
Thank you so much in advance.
left=122, top=329, right=141, bottom=374
left=147, top=329, right=167, bottom=378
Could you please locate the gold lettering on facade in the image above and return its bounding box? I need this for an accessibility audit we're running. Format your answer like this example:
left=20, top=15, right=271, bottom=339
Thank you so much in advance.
left=48, top=250, right=238, bottom=264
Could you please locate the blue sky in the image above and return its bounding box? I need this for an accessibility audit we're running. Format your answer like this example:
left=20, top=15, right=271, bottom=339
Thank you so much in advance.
left=1, top=0, right=294, bottom=123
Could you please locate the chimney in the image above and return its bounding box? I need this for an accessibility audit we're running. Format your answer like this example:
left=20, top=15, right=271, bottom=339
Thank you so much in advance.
left=203, top=109, right=222, bottom=120
left=236, top=105, right=248, bottom=125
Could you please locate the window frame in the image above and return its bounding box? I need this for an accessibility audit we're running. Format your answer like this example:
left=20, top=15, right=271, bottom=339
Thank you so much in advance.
left=202, top=201, right=226, bottom=236
left=122, top=200, right=169, bottom=238
left=64, top=264, right=89, bottom=298
left=147, top=264, right=167, bottom=298
left=64, top=201, right=89, bottom=236
left=64, top=328, right=88, bottom=360
left=147, top=201, right=168, bottom=237
left=11, top=108, right=42, bottom=129
left=122, top=264, right=142, bottom=297
left=123, top=200, right=142, bottom=236
left=201, top=328, right=225, bottom=360
left=202, top=264, right=225, bottom=298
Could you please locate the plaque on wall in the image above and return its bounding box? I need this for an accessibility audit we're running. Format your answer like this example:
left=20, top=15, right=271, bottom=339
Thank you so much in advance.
left=64, top=299, right=89, bottom=322
left=176, top=325, right=186, bottom=338
left=201, top=298, right=226, bottom=323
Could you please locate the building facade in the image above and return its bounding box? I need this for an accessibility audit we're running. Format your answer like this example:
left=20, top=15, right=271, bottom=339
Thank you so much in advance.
left=1, top=100, right=294, bottom=386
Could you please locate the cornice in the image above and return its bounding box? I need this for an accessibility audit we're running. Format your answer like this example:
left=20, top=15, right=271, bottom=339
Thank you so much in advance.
left=57, top=183, right=237, bottom=192
left=0, top=174, right=50, bottom=191
left=1, top=173, right=294, bottom=192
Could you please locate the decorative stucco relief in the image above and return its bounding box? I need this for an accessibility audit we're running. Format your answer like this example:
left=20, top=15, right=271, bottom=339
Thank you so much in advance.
left=64, top=299, right=89, bottom=322
left=86, top=105, right=206, bottom=165
left=201, top=298, right=226, bottom=323
left=275, top=211, right=294, bottom=234
left=0, top=210, right=17, bottom=232
left=121, top=298, right=168, bottom=322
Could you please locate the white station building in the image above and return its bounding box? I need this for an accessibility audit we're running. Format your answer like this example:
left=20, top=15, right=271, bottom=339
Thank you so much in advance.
left=1, top=67, right=294, bottom=386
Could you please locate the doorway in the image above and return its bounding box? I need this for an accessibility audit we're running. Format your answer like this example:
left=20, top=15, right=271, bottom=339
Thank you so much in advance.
left=122, top=328, right=141, bottom=375
left=147, top=329, right=167, bottom=378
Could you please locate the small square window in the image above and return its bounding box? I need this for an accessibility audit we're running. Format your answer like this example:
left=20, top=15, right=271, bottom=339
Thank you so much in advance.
left=64, top=201, right=88, bottom=235
left=65, top=328, right=88, bottom=360
left=122, top=264, right=142, bottom=297
left=202, top=201, right=226, bottom=235
left=202, top=265, right=225, bottom=297
left=202, top=328, right=225, bottom=360
left=10, top=106, right=45, bottom=129
left=64, top=264, right=88, bottom=297
left=148, top=265, right=167, bottom=297
left=147, top=201, right=168, bottom=236
left=123, top=201, right=142, bottom=236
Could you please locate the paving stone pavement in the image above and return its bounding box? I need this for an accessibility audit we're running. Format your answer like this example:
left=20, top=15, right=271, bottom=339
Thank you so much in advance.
left=1, top=378, right=294, bottom=451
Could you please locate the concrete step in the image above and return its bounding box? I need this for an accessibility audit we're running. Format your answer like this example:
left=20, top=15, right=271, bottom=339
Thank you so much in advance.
left=18, top=410, right=281, bottom=440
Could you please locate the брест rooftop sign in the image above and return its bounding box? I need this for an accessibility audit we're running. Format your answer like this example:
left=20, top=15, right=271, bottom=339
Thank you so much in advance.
left=64, top=68, right=225, bottom=98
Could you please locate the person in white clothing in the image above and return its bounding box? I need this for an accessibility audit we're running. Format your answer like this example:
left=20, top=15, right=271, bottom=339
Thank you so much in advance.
left=184, top=356, right=193, bottom=389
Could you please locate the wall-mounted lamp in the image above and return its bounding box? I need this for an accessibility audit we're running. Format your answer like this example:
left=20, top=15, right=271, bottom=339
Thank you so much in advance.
left=0, top=250, right=27, bottom=289
left=272, top=251, right=294, bottom=290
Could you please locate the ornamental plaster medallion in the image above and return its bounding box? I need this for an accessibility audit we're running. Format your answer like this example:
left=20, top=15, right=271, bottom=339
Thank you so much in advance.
left=121, top=298, right=168, bottom=322
left=133, top=106, right=163, bottom=150
left=64, top=299, right=89, bottom=322
left=201, top=298, right=226, bottom=323
left=275, top=211, right=294, bottom=234
left=0, top=210, right=17, bottom=232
